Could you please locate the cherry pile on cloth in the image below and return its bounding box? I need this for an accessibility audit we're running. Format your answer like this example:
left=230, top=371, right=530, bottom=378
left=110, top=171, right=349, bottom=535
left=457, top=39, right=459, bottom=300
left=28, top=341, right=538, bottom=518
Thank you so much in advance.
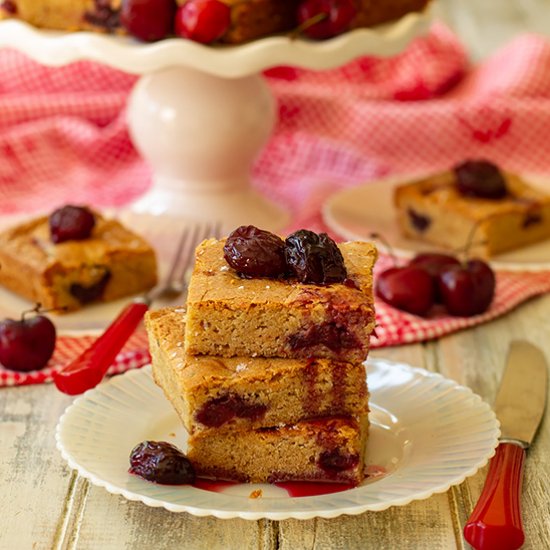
left=2, top=23, right=550, bottom=386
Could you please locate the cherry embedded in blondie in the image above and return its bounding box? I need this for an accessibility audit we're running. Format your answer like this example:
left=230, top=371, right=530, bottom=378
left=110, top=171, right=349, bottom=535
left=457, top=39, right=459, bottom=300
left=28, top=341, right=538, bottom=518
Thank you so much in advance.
left=49, top=205, right=96, bottom=244
left=407, top=208, right=431, bottom=232
left=318, top=449, right=359, bottom=473
left=223, top=225, right=287, bottom=278
left=454, top=159, right=508, bottom=199
left=196, top=394, right=267, bottom=428
left=120, top=0, right=176, bottom=42
left=129, top=441, right=195, bottom=485
left=174, top=0, right=231, bottom=44
left=297, top=0, right=357, bottom=39
left=70, top=269, right=112, bottom=304
left=0, top=310, right=56, bottom=372
left=285, top=230, right=347, bottom=284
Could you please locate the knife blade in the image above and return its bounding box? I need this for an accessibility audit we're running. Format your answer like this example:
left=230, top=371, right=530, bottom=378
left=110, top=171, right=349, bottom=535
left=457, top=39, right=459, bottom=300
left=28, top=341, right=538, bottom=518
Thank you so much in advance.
left=464, top=340, right=548, bottom=550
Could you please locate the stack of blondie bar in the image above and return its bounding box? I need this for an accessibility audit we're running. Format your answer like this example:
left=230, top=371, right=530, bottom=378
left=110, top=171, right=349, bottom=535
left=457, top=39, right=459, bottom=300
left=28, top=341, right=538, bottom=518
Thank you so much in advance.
left=145, top=231, right=377, bottom=485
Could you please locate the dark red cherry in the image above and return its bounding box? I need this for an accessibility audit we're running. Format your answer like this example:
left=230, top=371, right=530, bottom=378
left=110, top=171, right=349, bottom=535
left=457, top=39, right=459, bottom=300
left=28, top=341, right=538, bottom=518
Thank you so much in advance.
left=409, top=253, right=461, bottom=303
left=0, top=312, right=56, bottom=372
left=120, top=0, right=177, bottom=42
left=375, top=265, right=434, bottom=316
left=129, top=441, right=195, bottom=485
left=174, top=0, right=231, bottom=43
left=454, top=160, right=508, bottom=199
left=297, top=0, right=357, bottom=39
left=437, top=259, right=496, bottom=316
left=285, top=230, right=347, bottom=284
left=409, top=253, right=461, bottom=277
left=49, top=205, right=96, bottom=244
left=223, top=225, right=287, bottom=278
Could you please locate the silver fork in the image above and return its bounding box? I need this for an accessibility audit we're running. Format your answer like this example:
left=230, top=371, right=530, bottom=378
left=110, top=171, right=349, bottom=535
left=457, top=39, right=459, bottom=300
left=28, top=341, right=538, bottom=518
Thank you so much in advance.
left=54, top=222, right=221, bottom=395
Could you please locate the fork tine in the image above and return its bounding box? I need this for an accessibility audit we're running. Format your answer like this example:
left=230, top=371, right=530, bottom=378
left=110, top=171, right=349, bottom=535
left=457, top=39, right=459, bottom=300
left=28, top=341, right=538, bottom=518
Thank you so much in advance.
left=172, top=222, right=219, bottom=284
left=163, top=226, right=191, bottom=285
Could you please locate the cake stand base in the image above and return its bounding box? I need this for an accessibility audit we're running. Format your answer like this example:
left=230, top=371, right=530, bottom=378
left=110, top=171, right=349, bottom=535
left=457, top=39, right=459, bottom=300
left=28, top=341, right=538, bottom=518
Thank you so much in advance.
left=127, top=65, right=289, bottom=230
left=131, top=183, right=289, bottom=232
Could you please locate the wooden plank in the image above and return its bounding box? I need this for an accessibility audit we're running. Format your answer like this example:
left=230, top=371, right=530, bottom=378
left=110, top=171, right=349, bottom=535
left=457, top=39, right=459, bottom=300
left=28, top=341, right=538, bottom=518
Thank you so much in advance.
left=0, top=385, right=74, bottom=550
left=437, top=295, right=550, bottom=550
left=72, top=489, right=271, bottom=550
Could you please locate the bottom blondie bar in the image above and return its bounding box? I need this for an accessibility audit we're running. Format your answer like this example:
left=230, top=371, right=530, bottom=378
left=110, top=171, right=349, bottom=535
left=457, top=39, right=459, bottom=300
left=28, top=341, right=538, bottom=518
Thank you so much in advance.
left=188, top=415, right=369, bottom=485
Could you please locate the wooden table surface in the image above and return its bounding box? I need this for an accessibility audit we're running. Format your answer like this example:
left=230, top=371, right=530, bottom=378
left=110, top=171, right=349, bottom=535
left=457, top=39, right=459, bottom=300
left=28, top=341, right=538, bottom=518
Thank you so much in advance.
left=2, top=293, right=549, bottom=550
left=3, top=2, right=550, bottom=549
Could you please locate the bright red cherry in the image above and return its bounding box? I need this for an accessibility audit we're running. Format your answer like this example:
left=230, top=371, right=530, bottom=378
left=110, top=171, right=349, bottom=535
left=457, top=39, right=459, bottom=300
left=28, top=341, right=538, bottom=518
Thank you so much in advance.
left=409, top=253, right=461, bottom=303
left=376, top=265, right=435, bottom=316
left=120, top=0, right=177, bottom=42
left=174, top=0, right=231, bottom=44
left=437, top=259, right=496, bottom=316
left=0, top=310, right=56, bottom=372
left=49, top=205, right=96, bottom=244
left=297, top=0, right=357, bottom=40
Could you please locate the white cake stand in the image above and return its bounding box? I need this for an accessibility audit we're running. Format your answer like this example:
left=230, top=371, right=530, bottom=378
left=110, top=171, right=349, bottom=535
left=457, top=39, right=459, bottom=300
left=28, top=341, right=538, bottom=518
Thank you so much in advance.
left=0, top=10, right=432, bottom=230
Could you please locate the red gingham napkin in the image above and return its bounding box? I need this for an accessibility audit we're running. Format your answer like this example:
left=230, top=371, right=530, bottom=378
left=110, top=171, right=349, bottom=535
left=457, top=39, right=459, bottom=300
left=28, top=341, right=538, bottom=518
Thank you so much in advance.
left=371, top=255, right=550, bottom=348
left=2, top=23, right=550, bottom=386
left=0, top=330, right=150, bottom=387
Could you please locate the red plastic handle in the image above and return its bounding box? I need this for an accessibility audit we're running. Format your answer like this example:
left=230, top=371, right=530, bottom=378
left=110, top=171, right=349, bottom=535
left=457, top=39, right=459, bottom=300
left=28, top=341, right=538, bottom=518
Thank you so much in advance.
left=464, top=443, right=526, bottom=550
left=54, top=301, right=149, bottom=395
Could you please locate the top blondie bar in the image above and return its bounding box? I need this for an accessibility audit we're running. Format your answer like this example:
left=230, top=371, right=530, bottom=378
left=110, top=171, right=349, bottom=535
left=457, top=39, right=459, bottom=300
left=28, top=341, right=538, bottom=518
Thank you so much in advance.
left=185, top=228, right=377, bottom=362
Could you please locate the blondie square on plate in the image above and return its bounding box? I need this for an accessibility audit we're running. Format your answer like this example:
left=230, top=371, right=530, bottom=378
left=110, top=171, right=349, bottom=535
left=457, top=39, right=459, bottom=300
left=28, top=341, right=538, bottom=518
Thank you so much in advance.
left=0, top=209, right=157, bottom=311
left=146, top=307, right=369, bottom=434
left=184, top=238, right=377, bottom=362
left=394, top=161, right=550, bottom=257
left=187, top=415, right=369, bottom=484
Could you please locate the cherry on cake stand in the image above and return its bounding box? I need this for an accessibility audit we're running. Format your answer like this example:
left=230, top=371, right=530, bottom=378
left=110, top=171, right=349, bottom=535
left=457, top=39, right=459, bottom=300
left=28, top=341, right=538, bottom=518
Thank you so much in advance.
left=0, top=12, right=432, bottom=231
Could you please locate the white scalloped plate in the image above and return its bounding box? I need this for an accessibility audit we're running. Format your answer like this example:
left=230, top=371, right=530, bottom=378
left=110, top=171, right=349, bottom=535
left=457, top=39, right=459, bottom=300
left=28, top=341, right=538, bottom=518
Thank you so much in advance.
left=0, top=7, right=432, bottom=78
left=323, top=175, right=550, bottom=272
left=56, top=358, right=499, bottom=520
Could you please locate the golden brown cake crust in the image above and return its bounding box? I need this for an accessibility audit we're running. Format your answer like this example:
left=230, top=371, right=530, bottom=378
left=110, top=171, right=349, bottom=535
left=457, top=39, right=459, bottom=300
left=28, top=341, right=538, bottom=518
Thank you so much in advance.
left=184, top=239, right=377, bottom=361
left=146, top=307, right=369, bottom=433
left=394, top=170, right=550, bottom=257
left=0, top=211, right=157, bottom=311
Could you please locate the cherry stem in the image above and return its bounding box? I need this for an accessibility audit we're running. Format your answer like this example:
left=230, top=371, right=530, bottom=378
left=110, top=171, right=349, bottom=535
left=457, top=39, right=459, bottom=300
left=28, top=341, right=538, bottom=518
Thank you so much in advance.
left=289, top=12, right=328, bottom=40
left=369, top=233, right=399, bottom=266
left=454, top=221, right=488, bottom=262
left=21, top=303, right=67, bottom=321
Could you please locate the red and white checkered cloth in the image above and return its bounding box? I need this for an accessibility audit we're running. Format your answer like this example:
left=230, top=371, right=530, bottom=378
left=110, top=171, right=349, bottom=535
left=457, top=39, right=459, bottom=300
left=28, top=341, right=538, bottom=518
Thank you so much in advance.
left=2, top=22, right=550, bottom=386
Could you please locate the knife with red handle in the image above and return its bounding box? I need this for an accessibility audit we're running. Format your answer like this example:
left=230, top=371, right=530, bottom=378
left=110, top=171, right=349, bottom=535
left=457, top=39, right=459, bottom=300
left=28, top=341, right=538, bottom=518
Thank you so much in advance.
left=464, top=341, right=548, bottom=550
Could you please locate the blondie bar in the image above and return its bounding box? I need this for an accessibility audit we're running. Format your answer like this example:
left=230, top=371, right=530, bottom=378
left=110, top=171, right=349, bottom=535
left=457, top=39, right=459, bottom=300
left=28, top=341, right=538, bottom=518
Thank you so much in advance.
left=187, top=415, right=369, bottom=484
left=394, top=163, right=550, bottom=257
left=184, top=239, right=377, bottom=361
left=0, top=210, right=157, bottom=311
left=146, top=307, right=369, bottom=433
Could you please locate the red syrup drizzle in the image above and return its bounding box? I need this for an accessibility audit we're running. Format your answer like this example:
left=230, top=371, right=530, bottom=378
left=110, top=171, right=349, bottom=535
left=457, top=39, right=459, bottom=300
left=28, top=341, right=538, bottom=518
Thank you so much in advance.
left=192, top=478, right=239, bottom=492
left=189, top=465, right=388, bottom=496
left=274, top=481, right=355, bottom=497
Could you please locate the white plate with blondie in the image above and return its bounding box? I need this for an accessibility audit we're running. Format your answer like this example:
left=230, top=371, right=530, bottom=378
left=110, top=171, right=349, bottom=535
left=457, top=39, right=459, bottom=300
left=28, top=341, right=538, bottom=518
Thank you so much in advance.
left=56, top=358, right=499, bottom=520
left=323, top=175, right=550, bottom=271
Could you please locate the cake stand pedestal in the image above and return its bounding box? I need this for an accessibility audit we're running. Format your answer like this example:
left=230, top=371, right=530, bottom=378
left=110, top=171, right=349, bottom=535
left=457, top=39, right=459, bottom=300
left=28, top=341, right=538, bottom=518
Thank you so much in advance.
left=0, top=11, right=432, bottom=230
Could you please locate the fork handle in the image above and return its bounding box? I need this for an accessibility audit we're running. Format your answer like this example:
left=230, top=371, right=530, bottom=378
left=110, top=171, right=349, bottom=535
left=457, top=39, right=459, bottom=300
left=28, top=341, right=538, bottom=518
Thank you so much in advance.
left=54, top=301, right=149, bottom=395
